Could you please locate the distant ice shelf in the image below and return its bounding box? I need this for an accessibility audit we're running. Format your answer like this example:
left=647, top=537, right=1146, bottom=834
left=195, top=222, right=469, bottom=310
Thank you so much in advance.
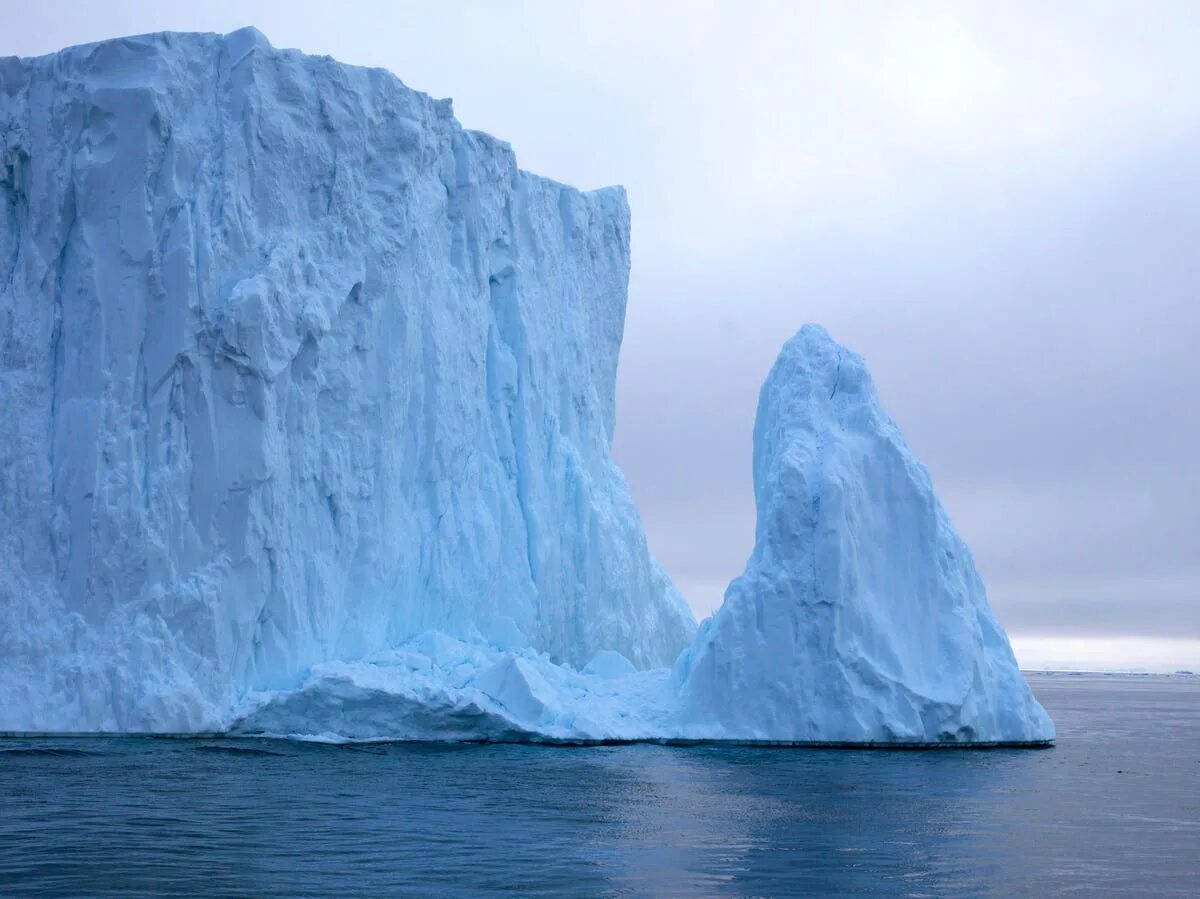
left=0, top=30, right=1052, bottom=745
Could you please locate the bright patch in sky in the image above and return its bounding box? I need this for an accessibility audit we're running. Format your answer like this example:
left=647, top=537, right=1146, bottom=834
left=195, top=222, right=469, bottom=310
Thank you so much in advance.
left=857, top=12, right=1007, bottom=140
left=1011, top=636, right=1200, bottom=673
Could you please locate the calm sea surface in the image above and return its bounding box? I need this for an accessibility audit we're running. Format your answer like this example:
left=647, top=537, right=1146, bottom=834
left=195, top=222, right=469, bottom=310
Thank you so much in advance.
left=1, top=674, right=1197, bottom=896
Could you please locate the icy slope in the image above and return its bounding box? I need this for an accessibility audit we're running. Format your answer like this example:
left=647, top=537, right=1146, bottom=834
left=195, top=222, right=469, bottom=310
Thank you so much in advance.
left=677, top=325, right=1055, bottom=743
left=0, top=29, right=693, bottom=732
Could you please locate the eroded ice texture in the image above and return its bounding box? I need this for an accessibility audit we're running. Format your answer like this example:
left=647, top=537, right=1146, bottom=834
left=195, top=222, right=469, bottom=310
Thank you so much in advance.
left=676, top=325, right=1055, bottom=743
left=0, top=29, right=694, bottom=732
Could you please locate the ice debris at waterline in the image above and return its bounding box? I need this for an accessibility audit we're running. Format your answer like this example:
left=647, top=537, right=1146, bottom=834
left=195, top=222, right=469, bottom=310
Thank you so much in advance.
left=0, top=31, right=1052, bottom=745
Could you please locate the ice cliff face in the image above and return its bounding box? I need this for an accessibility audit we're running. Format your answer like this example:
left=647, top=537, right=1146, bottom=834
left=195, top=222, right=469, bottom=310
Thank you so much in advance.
left=678, top=325, right=1055, bottom=743
left=0, top=29, right=693, bottom=732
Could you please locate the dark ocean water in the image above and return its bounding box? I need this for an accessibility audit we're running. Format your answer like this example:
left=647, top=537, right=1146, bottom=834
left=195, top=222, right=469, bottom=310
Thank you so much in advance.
left=1, top=674, right=1197, bottom=897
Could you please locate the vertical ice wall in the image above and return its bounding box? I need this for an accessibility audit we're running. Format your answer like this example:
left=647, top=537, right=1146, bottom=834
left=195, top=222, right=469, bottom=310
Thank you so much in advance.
left=0, top=29, right=693, bottom=731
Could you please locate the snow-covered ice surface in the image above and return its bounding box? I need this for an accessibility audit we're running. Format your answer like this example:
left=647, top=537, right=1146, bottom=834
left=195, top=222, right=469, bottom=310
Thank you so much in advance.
left=1, top=31, right=1051, bottom=744
left=676, top=326, right=1055, bottom=744
left=0, top=28, right=692, bottom=733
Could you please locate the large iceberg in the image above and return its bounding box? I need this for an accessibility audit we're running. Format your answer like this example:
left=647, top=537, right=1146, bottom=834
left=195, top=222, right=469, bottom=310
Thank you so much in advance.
left=0, top=28, right=692, bottom=732
left=0, top=30, right=1051, bottom=745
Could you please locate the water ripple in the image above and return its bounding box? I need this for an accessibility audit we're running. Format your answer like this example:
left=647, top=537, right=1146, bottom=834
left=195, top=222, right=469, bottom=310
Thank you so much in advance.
left=0, top=675, right=1197, bottom=896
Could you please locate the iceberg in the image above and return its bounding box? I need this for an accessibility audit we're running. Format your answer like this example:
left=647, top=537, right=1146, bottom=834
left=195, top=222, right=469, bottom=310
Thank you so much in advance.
left=676, top=325, right=1055, bottom=743
left=0, top=28, right=692, bottom=732
left=0, top=30, right=1051, bottom=745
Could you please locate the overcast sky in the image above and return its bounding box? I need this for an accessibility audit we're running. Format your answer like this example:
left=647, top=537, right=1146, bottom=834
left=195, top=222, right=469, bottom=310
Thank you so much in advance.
left=8, top=1, right=1199, bottom=669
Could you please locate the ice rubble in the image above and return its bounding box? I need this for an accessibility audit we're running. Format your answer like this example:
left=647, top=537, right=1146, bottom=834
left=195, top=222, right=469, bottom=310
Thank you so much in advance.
left=0, top=30, right=1052, bottom=744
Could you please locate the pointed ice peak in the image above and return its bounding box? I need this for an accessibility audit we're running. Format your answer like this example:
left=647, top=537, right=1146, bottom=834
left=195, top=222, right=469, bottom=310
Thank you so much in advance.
left=682, top=324, right=1055, bottom=744
left=766, top=323, right=875, bottom=407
